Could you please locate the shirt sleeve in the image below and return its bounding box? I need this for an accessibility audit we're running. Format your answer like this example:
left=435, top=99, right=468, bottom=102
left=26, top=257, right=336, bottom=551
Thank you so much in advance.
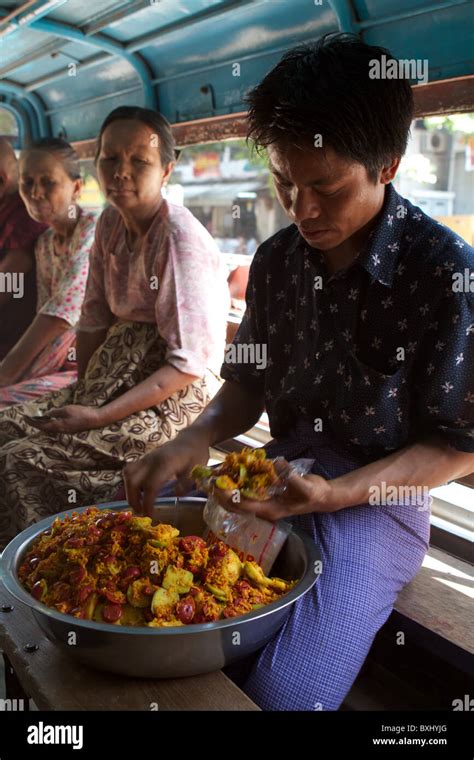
left=155, top=221, right=230, bottom=377
left=220, top=249, right=267, bottom=392
left=77, top=214, right=115, bottom=333
left=411, top=290, right=474, bottom=452
left=38, top=214, right=96, bottom=327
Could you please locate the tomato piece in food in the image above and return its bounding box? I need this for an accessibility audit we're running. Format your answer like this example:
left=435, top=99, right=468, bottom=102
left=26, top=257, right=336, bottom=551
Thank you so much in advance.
left=102, top=604, right=123, bottom=623
left=100, top=584, right=126, bottom=605
left=176, top=596, right=195, bottom=624
left=86, top=525, right=102, bottom=543
left=179, top=536, right=206, bottom=553
left=121, top=566, right=141, bottom=584
left=95, top=515, right=114, bottom=531
left=209, top=542, right=227, bottom=559
left=64, top=537, right=86, bottom=549
left=51, top=581, right=72, bottom=603
left=76, top=584, right=94, bottom=604
left=31, top=579, right=47, bottom=601
left=115, top=511, right=132, bottom=524
left=69, top=566, right=86, bottom=585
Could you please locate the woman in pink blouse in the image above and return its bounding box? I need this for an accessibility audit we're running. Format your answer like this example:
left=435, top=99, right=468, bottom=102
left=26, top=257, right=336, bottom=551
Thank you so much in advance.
left=0, top=138, right=97, bottom=408
left=0, top=107, right=229, bottom=548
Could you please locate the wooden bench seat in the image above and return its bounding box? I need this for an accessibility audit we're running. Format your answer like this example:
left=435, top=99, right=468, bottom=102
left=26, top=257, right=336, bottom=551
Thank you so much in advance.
left=394, top=546, right=473, bottom=656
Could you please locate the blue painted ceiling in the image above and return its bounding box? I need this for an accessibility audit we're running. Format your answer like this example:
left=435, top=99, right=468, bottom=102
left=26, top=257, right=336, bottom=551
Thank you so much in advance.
left=0, top=0, right=472, bottom=144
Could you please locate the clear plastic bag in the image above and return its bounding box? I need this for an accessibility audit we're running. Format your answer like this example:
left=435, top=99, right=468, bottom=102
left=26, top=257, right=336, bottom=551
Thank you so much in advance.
left=201, top=457, right=315, bottom=574
left=203, top=496, right=290, bottom=574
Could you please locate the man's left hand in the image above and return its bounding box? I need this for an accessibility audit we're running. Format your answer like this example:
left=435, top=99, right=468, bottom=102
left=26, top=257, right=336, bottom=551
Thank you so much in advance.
left=212, top=459, right=335, bottom=520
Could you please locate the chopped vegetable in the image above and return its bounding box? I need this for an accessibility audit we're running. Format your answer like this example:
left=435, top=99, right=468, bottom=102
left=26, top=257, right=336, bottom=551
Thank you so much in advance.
left=162, top=565, right=194, bottom=594
left=151, top=587, right=180, bottom=616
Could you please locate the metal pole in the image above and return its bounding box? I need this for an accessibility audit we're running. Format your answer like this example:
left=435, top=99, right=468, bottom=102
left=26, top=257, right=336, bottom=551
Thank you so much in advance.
left=0, top=0, right=70, bottom=37
left=0, top=0, right=38, bottom=28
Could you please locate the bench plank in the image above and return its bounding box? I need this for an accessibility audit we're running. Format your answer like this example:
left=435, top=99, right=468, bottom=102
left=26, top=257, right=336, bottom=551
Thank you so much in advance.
left=394, top=547, right=473, bottom=654
left=0, top=590, right=259, bottom=711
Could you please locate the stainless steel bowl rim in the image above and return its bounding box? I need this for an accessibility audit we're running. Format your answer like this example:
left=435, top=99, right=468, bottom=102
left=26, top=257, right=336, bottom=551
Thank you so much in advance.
left=0, top=498, right=319, bottom=635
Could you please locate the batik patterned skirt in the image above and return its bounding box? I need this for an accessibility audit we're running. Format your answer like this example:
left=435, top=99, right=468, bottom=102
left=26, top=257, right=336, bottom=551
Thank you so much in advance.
left=0, top=320, right=218, bottom=551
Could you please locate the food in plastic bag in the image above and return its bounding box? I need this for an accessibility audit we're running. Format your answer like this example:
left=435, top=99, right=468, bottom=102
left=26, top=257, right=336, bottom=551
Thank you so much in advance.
left=192, top=449, right=315, bottom=574
left=192, top=447, right=280, bottom=500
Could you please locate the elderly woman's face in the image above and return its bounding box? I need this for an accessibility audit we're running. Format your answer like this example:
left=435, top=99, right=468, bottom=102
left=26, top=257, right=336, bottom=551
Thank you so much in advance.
left=97, top=120, right=173, bottom=212
left=19, top=150, right=81, bottom=226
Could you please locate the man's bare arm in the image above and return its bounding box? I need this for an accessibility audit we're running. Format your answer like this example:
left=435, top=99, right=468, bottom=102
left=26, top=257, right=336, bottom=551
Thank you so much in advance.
left=181, top=379, right=266, bottom=446
left=324, top=437, right=474, bottom=510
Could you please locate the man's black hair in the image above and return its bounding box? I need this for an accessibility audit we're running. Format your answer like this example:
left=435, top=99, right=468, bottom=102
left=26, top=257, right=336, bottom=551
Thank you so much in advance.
left=246, top=32, right=414, bottom=181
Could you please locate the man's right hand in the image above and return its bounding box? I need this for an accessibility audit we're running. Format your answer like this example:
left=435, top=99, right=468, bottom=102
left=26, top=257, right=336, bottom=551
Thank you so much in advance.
left=123, top=428, right=211, bottom=516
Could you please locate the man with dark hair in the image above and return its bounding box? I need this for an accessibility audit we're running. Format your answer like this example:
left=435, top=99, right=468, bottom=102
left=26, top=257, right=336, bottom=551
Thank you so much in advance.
left=0, top=137, right=47, bottom=359
left=124, top=34, right=474, bottom=710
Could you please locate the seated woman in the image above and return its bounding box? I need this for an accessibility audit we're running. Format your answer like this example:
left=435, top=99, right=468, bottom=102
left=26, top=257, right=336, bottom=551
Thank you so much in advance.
left=0, top=138, right=97, bottom=408
left=0, top=137, right=47, bottom=360
left=0, top=106, right=230, bottom=550
left=124, top=36, right=474, bottom=711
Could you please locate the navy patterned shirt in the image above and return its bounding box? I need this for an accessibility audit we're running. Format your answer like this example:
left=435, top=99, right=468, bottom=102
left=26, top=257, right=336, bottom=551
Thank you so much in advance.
left=220, top=183, right=474, bottom=460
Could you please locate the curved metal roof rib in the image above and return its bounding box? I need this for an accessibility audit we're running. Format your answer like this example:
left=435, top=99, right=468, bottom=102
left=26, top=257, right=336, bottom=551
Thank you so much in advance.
left=0, top=98, right=26, bottom=144
left=0, top=78, right=47, bottom=137
left=25, top=17, right=156, bottom=108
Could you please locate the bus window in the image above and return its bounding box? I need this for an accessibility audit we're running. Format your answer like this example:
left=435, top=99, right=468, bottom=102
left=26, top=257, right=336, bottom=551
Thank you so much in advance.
left=167, top=138, right=288, bottom=259
left=77, top=159, right=106, bottom=212
left=0, top=108, right=19, bottom=144
left=394, top=112, right=474, bottom=244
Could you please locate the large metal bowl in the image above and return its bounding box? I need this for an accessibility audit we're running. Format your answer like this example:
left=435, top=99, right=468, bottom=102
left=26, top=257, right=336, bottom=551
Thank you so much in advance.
left=0, top=498, right=320, bottom=678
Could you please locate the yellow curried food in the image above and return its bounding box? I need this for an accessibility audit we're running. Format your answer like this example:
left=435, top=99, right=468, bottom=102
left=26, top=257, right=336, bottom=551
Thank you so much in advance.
left=191, top=447, right=280, bottom=500
left=18, top=508, right=297, bottom=627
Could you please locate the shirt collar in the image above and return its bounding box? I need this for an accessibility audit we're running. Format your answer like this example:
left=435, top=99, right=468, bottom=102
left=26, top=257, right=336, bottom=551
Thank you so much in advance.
left=356, top=182, right=408, bottom=288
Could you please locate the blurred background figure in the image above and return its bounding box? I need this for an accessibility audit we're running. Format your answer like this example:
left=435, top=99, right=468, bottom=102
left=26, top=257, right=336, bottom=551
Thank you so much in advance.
left=0, top=137, right=47, bottom=360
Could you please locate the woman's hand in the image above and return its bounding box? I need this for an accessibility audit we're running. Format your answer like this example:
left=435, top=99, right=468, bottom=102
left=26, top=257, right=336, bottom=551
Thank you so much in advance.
left=213, top=459, right=335, bottom=520
left=29, top=404, right=103, bottom=434
left=123, top=428, right=210, bottom=516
